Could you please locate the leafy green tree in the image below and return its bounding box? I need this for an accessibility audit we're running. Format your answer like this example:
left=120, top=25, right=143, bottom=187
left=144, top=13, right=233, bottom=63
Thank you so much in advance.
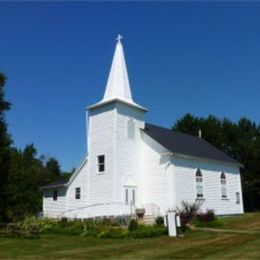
left=7, top=144, right=64, bottom=221
left=0, top=72, right=12, bottom=221
left=46, top=158, right=61, bottom=178
left=0, top=72, right=71, bottom=221
left=172, top=113, right=200, bottom=136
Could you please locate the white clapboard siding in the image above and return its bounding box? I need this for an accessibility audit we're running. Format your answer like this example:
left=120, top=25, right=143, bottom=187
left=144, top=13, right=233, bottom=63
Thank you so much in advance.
left=114, top=103, right=145, bottom=208
left=87, top=103, right=116, bottom=208
left=43, top=187, right=67, bottom=218
left=172, top=157, right=244, bottom=215
left=140, top=132, right=173, bottom=215
left=65, top=159, right=88, bottom=218
left=65, top=202, right=132, bottom=219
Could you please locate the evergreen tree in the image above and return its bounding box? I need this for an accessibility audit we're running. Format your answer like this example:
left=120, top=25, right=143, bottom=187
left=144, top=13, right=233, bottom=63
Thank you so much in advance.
left=0, top=72, right=12, bottom=221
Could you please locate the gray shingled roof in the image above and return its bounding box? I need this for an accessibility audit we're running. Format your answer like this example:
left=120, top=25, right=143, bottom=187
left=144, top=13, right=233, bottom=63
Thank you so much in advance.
left=41, top=177, right=69, bottom=189
left=143, top=123, right=240, bottom=166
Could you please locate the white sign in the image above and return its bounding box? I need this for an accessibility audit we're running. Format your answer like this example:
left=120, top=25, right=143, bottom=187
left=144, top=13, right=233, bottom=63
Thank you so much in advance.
left=176, top=215, right=181, bottom=227
left=167, top=211, right=177, bottom=237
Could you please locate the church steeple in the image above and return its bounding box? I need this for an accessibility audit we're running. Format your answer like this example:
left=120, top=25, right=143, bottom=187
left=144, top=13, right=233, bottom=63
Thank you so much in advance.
left=103, top=34, right=132, bottom=103
left=88, top=34, right=147, bottom=111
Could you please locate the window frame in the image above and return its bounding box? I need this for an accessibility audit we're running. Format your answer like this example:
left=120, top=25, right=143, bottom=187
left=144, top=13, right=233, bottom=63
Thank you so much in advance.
left=53, top=190, right=58, bottom=201
left=124, top=186, right=136, bottom=205
left=75, top=187, right=81, bottom=200
left=195, top=169, right=204, bottom=199
left=235, top=192, right=240, bottom=204
left=127, top=117, right=135, bottom=139
left=97, top=155, right=105, bottom=173
left=221, top=172, right=228, bottom=199
left=125, top=188, right=129, bottom=205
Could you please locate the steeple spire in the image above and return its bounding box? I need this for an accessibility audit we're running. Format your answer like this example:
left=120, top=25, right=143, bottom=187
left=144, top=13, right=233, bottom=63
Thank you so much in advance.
left=88, top=35, right=147, bottom=112
left=103, top=34, right=132, bottom=103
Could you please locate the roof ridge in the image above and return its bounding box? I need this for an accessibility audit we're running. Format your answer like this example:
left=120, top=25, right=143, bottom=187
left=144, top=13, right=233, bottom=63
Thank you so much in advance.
left=145, top=122, right=203, bottom=140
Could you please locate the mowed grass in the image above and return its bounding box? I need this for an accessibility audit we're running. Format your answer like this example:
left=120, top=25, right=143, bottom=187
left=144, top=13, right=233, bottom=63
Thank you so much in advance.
left=0, top=213, right=260, bottom=259
left=219, top=213, right=260, bottom=231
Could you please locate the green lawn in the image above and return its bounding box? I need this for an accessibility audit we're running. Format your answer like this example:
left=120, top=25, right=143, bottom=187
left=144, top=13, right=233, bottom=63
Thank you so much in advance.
left=0, top=213, right=260, bottom=259
left=218, top=213, right=260, bottom=231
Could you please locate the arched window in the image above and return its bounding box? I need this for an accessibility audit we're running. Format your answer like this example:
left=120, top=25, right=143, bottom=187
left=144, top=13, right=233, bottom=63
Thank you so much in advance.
left=196, top=169, right=203, bottom=198
left=221, top=172, right=227, bottom=198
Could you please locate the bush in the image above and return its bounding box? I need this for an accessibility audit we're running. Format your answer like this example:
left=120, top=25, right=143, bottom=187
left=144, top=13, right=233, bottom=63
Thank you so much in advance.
left=129, top=225, right=167, bottom=238
left=176, top=201, right=202, bottom=227
left=97, top=227, right=128, bottom=239
left=155, top=216, right=164, bottom=226
left=6, top=223, right=21, bottom=237
left=24, top=224, right=39, bottom=239
left=20, top=216, right=83, bottom=235
left=196, top=209, right=215, bottom=222
left=17, top=215, right=168, bottom=239
left=128, top=219, right=138, bottom=232
left=2, top=222, right=40, bottom=239
left=193, top=219, right=223, bottom=228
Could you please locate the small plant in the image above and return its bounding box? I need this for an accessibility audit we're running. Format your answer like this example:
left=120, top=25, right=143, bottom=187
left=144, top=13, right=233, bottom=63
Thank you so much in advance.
left=128, top=219, right=138, bottom=232
left=155, top=216, right=164, bottom=226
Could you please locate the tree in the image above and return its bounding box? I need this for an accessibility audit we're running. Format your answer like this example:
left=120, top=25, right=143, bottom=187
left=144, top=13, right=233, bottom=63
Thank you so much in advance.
left=46, top=158, right=61, bottom=178
left=0, top=72, right=12, bottom=221
left=7, top=144, right=64, bottom=221
left=0, top=72, right=70, bottom=221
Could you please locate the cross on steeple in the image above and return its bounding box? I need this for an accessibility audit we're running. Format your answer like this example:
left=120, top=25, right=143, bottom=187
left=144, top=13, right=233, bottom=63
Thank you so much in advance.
left=116, top=34, right=123, bottom=43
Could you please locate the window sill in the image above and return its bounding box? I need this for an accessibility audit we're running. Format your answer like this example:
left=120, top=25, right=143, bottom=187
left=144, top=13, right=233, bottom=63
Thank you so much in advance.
left=221, top=198, right=229, bottom=201
left=97, top=171, right=106, bottom=175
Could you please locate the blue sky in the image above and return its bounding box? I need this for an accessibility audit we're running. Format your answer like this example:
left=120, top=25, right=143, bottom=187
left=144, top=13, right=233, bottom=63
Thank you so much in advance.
left=1, top=2, right=260, bottom=171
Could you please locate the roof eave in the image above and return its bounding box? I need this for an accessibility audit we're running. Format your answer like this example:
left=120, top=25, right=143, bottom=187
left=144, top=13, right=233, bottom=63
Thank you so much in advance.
left=87, top=98, right=148, bottom=112
left=40, top=155, right=88, bottom=191
left=40, top=183, right=68, bottom=190
left=171, top=152, right=243, bottom=168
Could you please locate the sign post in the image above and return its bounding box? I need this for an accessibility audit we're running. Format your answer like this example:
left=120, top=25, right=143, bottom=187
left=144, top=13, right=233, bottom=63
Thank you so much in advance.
left=167, top=211, right=177, bottom=237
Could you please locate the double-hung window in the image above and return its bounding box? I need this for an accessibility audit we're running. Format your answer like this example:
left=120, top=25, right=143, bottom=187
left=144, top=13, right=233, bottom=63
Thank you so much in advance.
left=53, top=190, right=58, bottom=201
left=97, top=155, right=105, bottom=173
left=235, top=192, right=240, bottom=204
left=196, top=169, right=203, bottom=199
left=75, top=187, right=81, bottom=199
left=221, top=172, right=227, bottom=199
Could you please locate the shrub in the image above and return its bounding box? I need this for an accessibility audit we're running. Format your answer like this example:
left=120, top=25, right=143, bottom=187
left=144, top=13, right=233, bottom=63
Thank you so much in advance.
left=176, top=201, right=202, bottom=227
left=97, top=227, right=128, bottom=239
left=3, top=222, right=39, bottom=239
left=114, top=215, right=132, bottom=226
left=155, top=216, right=164, bottom=226
left=196, top=209, right=215, bottom=222
left=17, top=215, right=168, bottom=239
left=128, top=219, right=138, bottom=232
left=24, top=224, right=39, bottom=239
left=6, top=223, right=21, bottom=237
left=129, top=225, right=167, bottom=238
left=193, top=219, right=223, bottom=228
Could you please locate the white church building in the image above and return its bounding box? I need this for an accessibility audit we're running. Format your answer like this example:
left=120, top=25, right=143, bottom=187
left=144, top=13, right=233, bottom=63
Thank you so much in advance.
left=42, top=36, right=244, bottom=219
